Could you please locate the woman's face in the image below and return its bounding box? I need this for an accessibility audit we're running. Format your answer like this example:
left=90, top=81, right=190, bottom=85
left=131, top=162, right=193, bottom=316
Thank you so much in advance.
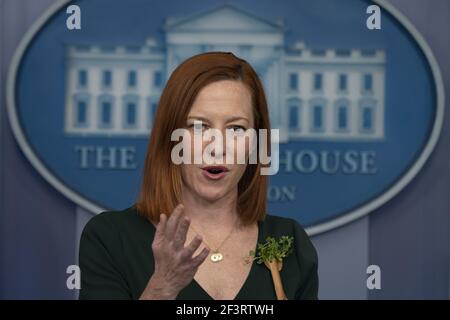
left=180, top=80, right=255, bottom=203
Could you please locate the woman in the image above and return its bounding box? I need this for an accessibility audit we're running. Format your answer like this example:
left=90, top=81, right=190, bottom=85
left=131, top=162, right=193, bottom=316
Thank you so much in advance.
left=79, top=52, right=318, bottom=300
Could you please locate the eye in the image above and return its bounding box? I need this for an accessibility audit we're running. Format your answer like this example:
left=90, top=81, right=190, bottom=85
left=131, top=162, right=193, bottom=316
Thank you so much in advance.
left=187, top=122, right=208, bottom=131
left=228, top=125, right=246, bottom=135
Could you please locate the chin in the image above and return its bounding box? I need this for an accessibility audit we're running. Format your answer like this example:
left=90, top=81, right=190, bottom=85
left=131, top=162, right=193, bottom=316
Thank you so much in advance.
left=197, top=186, right=229, bottom=202
left=200, top=192, right=227, bottom=202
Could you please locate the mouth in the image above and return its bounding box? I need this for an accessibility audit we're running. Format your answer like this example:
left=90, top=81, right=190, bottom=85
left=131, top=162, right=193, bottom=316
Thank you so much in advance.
left=201, top=166, right=229, bottom=180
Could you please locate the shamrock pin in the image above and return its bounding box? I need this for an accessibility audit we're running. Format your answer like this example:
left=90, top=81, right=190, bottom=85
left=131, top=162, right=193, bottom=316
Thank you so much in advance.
left=247, top=236, right=294, bottom=300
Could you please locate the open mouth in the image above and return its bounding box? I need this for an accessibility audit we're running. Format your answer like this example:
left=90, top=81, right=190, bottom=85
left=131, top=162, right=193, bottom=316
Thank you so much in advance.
left=203, top=166, right=228, bottom=174
left=201, top=166, right=229, bottom=179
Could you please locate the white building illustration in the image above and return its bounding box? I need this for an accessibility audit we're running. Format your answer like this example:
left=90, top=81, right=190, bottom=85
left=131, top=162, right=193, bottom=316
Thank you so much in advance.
left=64, top=4, right=385, bottom=142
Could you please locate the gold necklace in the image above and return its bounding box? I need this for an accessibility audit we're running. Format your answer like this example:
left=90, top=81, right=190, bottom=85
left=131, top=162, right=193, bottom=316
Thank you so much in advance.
left=189, top=218, right=238, bottom=263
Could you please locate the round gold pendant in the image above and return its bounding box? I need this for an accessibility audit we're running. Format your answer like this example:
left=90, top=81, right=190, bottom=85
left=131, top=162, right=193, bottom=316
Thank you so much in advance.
left=210, top=252, right=223, bottom=263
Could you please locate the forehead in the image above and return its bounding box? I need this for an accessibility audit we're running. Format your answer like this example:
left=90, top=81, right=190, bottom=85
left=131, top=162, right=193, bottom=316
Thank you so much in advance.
left=189, top=80, right=253, bottom=117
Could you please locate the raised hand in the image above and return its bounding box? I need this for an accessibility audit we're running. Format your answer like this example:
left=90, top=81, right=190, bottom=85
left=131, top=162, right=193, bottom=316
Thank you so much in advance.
left=140, top=204, right=210, bottom=300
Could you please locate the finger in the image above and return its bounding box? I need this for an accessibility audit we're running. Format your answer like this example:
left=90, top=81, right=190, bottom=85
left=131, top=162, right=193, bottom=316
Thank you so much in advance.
left=165, top=204, right=184, bottom=239
left=155, top=213, right=167, bottom=239
left=180, top=235, right=203, bottom=260
left=172, top=216, right=190, bottom=250
left=156, top=213, right=167, bottom=236
left=191, top=247, right=210, bottom=267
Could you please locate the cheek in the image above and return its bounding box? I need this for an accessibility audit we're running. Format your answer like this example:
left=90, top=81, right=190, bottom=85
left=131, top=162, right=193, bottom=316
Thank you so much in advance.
left=186, top=131, right=210, bottom=164
left=181, top=165, right=196, bottom=184
left=231, top=136, right=256, bottom=162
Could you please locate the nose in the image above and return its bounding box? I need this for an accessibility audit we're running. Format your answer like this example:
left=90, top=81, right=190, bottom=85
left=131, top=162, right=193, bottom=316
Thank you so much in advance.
left=206, top=128, right=226, bottom=159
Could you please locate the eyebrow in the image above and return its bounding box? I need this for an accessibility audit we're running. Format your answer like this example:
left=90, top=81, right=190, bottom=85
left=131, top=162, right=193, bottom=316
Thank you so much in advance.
left=187, top=115, right=249, bottom=124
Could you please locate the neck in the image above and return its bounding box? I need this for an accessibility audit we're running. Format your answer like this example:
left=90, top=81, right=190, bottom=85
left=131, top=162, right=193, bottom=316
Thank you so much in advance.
left=181, top=186, right=239, bottom=229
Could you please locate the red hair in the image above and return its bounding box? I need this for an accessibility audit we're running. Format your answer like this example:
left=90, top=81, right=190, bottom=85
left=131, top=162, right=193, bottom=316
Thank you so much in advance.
left=135, top=52, right=271, bottom=226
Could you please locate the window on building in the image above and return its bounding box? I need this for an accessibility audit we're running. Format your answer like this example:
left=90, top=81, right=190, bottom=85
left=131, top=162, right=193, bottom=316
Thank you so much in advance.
left=73, top=94, right=90, bottom=127
left=98, top=95, right=114, bottom=128
left=153, top=71, right=162, bottom=87
left=338, top=105, right=348, bottom=130
left=362, top=106, right=373, bottom=131
left=313, top=105, right=323, bottom=130
left=363, top=73, right=373, bottom=92
left=123, top=95, right=139, bottom=128
left=128, top=70, right=137, bottom=87
left=101, top=101, right=112, bottom=126
left=313, top=73, right=323, bottom=91
left=78, top=70, right=87, bottom=87
left=102, top=70, right=112, bottom=87
left=126, top=102, right=136, bottom=125
left=289, top=73, right=298, bottom=90
left=334, top=99, right=349, bottom=132
left=287, top=98, right=302, bottom=130
left=359, top=99, right=376, bottom=132
left=289, top=105, right=299, bottom=129
left=76, top=100, right=87, bottom=126
left=338, top=74, right=347, bottom=91
left=309, top=98, right=327, bottom=132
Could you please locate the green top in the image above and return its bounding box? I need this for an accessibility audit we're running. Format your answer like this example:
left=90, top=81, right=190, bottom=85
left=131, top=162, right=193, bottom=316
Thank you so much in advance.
left=78, top=206, right=319, bottom=300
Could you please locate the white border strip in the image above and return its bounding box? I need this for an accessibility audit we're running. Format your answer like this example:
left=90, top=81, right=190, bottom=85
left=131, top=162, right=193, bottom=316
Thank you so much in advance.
left=5, top=0, right=445, bottom=235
